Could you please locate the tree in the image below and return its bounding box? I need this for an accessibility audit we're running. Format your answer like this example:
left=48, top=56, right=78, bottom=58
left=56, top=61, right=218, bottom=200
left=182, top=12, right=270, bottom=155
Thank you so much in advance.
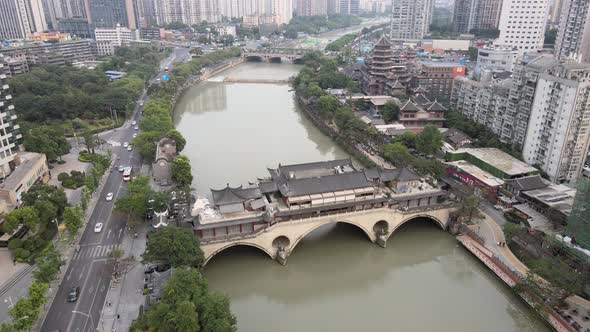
left=393, top=131, right=416, bottom=149
left=21, top=184, right=68, bottom=217
left=143, top=227, right=204, bottom=268
left=115, top=176, right=154, bottom=221
left=383, top=142, right=414, bottom=167
left=317, top=95, right=339, bottom=119
left=33, top=244, right=63, bottom=283
left=131, top=268, right=236, bottom=332
left=33, top=200, right=58, bottom=226
left=28, top=281, right=48, bottom=308
left=9, top=298, right=37, bottom=331
left=0, top=323, right=17, bottom=332
left=165, top=129, right=186, bottom=152
left=133, top=131, right=163, bottom=162
left=172, top=155, right=193, bottom=187
left=415, top=125, right=443, bottom=156
left=23, top=126, right=71, bottom=161
left=63, top=206, right=84, bottom=235
left=3, top=207, right=40, bottom=235
left=81, top=131, right=100, bottom=154
left=454, top=194, right=483, bottom=223
left=381, top=102, right=400, bottom=123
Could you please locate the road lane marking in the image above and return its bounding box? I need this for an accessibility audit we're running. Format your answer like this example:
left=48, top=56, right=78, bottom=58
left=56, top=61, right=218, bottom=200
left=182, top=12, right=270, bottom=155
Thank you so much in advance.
left=81, top=273, right=103, bottom=332
left=67, top=261, right=95, bottom=332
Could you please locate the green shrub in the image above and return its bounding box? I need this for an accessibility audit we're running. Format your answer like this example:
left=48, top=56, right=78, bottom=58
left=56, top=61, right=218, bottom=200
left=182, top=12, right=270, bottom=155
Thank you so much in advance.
left=8, top=239, right=23, bottom=250
left=57, top=173, right=69, bottom=182
left=62, top=178, right=76, bottom=189
left=57, top=160, right=66, bottom=164
left=78, top=154, right=91, bottom=163
left=14, top=248, right=31, bottom=260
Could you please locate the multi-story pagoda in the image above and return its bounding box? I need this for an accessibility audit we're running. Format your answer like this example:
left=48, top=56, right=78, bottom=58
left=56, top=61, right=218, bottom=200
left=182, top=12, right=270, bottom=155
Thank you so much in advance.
left=360, top=36, right=414, bottom=96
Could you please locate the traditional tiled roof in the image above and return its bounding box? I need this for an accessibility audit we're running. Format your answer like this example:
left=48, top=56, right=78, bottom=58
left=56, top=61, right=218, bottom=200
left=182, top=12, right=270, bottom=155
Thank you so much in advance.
left=278, top=171, right=371, bottom=197
left=400, top=100, right=420, bottom=112
left=375, top=36, right=392, bottom=47
left=425, top=100, right=447, bottom=112
left=505, top=175, right=549, bottom=192
left=412, top=93, right=431, bottom=106
left=211, top=185, right=262, bottom=206
left=443, top=128, right=471, bottom=145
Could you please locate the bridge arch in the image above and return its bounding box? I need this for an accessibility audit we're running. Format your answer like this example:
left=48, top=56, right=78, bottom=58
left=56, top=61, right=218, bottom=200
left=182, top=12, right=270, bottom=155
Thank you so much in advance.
left=203, top=242, right=273, bottom=266
left=245, top=55, right=263, bottom=62
left=288, top=220, right=374, bottom=255
left=386, top=214, right=446, bottom=242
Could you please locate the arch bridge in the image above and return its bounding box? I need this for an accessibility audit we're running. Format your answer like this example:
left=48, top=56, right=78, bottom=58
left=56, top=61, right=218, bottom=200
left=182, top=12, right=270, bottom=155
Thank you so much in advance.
left=201, top=205, right=455, bottom=266
left=242, top=48, right=308, bottom=64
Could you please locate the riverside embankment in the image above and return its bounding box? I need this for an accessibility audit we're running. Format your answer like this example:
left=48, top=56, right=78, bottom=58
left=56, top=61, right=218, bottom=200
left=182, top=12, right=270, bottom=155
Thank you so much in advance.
left=172, top=61, right=550, bottom=332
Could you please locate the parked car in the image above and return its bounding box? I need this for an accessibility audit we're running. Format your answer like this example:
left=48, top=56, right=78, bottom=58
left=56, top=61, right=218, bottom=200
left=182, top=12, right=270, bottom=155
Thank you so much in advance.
left=67, top=286, right=80, bottom=302
left=132, top=133, right=138, bottom=138
left=118, top=165, right=125, bottom=172
left=123, top=142, right=129, bottom=148
left=94, top=223, right=103, bottom=233
left=106, top=192, right=114, bottom=201
left=134, top=125, right=139, bottom=130
left=127, top=145, right=133, bottom=151
left=131, top=120, right=136, bottom=125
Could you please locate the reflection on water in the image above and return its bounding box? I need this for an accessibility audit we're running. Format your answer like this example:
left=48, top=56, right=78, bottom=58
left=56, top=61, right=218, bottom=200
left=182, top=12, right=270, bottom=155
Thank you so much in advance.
left=173, top=62, right=352, bottom=195
left=174, top=62, right=550, bottom=332
left=205, top=220, right=549, bottom=332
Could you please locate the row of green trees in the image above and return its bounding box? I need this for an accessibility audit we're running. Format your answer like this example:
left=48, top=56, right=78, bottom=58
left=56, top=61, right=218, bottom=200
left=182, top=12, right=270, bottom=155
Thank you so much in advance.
left=283, top=15, right=362, bottom=38
left=325, top=33, right=356, bottom=52
left=120, top=206, right=236, bottom=331
left=0, top=243, right=64, bottom=331
left=294, top=52, right=445, bottom=177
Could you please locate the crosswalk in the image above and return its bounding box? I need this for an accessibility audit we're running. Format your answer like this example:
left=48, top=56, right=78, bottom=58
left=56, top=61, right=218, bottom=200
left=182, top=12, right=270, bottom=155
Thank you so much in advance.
left=73, top=244, right=122, bottom=260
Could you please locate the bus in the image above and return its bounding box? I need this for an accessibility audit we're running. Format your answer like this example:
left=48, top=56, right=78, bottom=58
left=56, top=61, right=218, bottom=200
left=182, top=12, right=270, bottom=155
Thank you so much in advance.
left=123, top=167, right=132, bottom=181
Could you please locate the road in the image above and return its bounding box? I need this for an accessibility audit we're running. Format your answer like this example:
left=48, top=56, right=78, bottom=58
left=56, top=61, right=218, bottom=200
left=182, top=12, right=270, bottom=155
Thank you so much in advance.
left=41, top=47, right=187, bottom=332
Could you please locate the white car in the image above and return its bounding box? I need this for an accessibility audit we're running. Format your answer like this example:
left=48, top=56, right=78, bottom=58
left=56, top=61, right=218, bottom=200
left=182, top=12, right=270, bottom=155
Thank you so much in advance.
left=127, top=145, right=133, bottom=151
left=106, top=192, right=114, bottom=201
left=131, top=120, right=136, bottom=125
left=123, top=142, right=129, bottom=148
left=94, top=223, right=103, bottom=233
left=132, top=133, right=138, bottom=138
left=134, top=125, right=139, bottom=130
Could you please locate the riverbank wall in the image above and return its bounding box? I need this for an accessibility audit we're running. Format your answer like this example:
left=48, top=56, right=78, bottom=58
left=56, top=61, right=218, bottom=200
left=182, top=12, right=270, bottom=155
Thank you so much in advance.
left=169, top=57, right=245, bottom=107
left=295, top=95, right=377, bottom=168
left=457, top=234, right=576, bottom=332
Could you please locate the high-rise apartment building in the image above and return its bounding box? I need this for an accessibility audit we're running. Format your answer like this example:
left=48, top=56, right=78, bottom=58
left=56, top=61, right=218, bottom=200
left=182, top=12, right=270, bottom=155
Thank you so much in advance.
left=452, top=55, right=590, bottom=184
left=87, top=0, right=133, bottom=28
left=339, top=0, right=358, bottom=15
left=390, top=0, right=434, bottom=40
left=549, top=0, right=563, bottom=26
left=554, top=0, right=590, bottom=63
left=452, top=0, right=502, bottom=34
left=0, top=54, right=21, bottom=178
left=496, top=0, right=549, bottom=53
left=154, top=0, right=220, bottom=25
left=296, top=0, right=327, bottom=16
left=522, top=62, right=590, bottom=183
left=95, top=25, right=134, bottom=55
left=0, top=0, right=48, bottom=40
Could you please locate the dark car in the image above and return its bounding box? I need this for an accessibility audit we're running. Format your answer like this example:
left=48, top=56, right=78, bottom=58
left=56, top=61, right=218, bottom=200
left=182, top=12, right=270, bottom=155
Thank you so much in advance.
left=67, top=286, right=80, bottom=302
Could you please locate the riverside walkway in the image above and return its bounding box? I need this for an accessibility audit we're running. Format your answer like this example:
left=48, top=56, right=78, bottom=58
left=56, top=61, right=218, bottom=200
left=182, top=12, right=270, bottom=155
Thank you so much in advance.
left=459, top=211, right=590, bottom=332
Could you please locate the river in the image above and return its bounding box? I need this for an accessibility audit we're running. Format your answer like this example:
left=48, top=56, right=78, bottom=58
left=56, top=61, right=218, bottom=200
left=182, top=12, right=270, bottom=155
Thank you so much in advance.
left=172, top=62, right=550, bottom=332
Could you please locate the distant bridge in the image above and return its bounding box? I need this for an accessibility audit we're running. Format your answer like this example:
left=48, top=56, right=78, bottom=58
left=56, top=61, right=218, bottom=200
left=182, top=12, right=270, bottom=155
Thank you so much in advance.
left=242, top=48, right=308, bottom=63
left=222, top=77, right=290, bottom=84
left=200, top=203, right=456, bottom=266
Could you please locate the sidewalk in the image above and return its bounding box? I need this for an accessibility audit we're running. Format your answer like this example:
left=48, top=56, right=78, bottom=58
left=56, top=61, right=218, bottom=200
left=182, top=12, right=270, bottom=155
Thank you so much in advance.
left=100, top=225, right=147, bottom=332
left=475, top=210, right=590, bottom=328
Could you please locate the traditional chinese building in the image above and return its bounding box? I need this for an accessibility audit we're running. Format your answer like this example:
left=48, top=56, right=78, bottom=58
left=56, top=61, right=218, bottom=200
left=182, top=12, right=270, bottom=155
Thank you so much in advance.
left=360, top=36, right=414, bottom=96
left=398, top=90, right=446, bottom=128
left=193, top=159, right=446, bottom=241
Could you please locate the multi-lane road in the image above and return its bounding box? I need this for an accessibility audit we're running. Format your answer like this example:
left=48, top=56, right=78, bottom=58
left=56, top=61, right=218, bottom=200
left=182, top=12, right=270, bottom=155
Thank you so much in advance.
left=41, top=47, right=188, bottom=332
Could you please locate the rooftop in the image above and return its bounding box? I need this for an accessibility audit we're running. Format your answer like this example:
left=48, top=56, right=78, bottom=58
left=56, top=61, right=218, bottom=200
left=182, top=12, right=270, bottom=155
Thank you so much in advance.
left=0, top=152, right=45, bottom=191
left=523, top=184, right=576, bottom=215
left=451, top=148, right=537, bottom=177
left=446, top=160, right=505, bottom=187
left=505, top=175, right=549, bottom=192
